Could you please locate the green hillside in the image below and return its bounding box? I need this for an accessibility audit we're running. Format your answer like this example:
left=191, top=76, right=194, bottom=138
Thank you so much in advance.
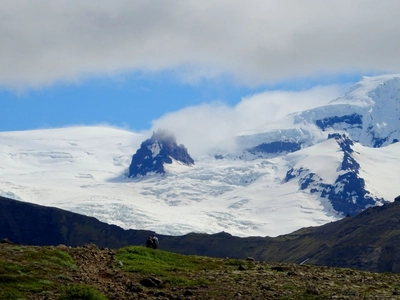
left=2, top=243, right=400, bottom=300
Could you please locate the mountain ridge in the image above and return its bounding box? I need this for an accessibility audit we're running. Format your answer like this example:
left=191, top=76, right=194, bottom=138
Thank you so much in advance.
left=0, top=74, right=399, bottom=237
left=238, top=75, right=400, bottom=155
left=2, top=194, right=400, bottom=274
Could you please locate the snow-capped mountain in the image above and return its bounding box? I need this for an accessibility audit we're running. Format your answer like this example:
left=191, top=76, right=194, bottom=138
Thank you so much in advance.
left=0, top=75, right=399, bottom=237
left=128, top=129, right=194, bottom=178
left=238, top=75, right=400, bottom=156
left=283, top=133, right=387, bottom=216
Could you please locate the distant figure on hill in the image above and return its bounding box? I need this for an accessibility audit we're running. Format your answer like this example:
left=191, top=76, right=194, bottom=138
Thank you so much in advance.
left=152, top=234, right=159, bottom=249
left=145, top=236, right=153, bottom=248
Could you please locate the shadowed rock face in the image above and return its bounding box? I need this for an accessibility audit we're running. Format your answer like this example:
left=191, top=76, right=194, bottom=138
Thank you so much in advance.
left=246, top=141, right=302, bottom=157
left=315, top=114, right=363, bottom=131
left=128, top=129, right=194, bottom=178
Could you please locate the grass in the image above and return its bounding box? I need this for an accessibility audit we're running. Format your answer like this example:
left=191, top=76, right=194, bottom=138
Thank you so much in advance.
left=3, top=243, right=400, bottom=299
left=0, top=245, right=76, bottom=299
left=57, top=284, right=108, bottom=300
left=115, top=246, right=250, bottom=287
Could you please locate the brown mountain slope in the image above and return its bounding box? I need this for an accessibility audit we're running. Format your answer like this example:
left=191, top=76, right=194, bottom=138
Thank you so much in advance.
left=255, top=196, right=400, bottom=272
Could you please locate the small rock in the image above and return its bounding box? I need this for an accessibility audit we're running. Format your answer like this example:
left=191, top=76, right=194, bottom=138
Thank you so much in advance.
left=127, top=281, right=144, bottom=292
left=183, top=290, right=194, bottom=296
left=245, top=257, right=255, bottom=262
left=84, top=243, right=99, bottom=250
left=343, top=290, right=356, bottom=296
left=140, top=278, right=158, bottom=287
left=271, top=266, right=286, bottom=272
left=0, top=238, right=13, bottom=244
left=306, top=285, right=320, bottom=295
left=155, top=291, right=168, bottom=297
left=140, top=276, right=163, bottom=288
left=238, top=264, right=248, bottom=271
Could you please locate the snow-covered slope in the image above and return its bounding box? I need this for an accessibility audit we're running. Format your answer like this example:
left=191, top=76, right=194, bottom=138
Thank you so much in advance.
left=0, top=126, right=336, bottom=236
left=238, top=75, right=400, bottom=155
left=0, top=75, right=399, bottom=237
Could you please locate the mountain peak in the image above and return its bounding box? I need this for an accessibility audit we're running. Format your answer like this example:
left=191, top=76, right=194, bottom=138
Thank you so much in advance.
left=149, top=129, right=177, bottom=145
left=331, top=74, right=400, bottom=107
left=128, top=129, right=194, bottom=178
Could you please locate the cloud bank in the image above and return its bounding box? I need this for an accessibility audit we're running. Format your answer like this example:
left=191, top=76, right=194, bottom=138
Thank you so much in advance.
left=1, top=1, right=400, bottom=88
left=150, top=85, right=343, bottom=157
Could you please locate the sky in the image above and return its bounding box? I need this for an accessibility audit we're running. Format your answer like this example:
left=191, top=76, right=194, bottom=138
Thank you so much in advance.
left=2, top=1, right=400, bottom=139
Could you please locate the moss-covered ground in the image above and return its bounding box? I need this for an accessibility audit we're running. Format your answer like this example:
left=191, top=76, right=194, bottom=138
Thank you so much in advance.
left=2, top=243, right=400, bottom=299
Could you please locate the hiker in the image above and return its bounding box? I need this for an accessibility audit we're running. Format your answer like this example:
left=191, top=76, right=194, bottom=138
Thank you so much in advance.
left=145, top=236, right=153, bottom=248
left=152, top=234, right=159, bottom=249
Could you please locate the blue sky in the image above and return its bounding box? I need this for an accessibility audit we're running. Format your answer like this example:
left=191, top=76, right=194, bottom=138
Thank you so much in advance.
left=1, top=1, right=399, bottom=134
left=1, top=72, right=364, bottom=132
left=1, top=74, right=264, bottom=132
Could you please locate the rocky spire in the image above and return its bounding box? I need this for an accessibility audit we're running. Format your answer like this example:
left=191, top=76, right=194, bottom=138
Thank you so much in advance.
left=128, top=129, right=194, bottom=178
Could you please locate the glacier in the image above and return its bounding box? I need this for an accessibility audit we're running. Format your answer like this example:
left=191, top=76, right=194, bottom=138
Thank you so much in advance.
left=0, top=75, right=399, bottom=237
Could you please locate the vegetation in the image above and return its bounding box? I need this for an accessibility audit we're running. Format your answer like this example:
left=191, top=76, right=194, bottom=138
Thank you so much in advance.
left=116, top=246, right=244, bottom=287
left=2, top=243, right=400, bottom=299
left=0, top=245, right=76, bottom=299
left=57, top=284, right=107, bottom=300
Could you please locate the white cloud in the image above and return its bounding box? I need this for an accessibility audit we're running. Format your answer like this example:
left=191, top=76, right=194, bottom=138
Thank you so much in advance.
left=1, top=1, right=400, bottom=88
left=234, top=85, right=346, bottom=133
left=150, top=85, right=343, bottom=157
left=150, top=103, right=238, bottom=157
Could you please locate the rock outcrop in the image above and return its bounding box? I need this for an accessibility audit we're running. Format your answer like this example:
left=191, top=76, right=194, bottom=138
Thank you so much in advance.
left=284, top=134, right=387, bottom=216
left=128, top=129, right=194, bottom=178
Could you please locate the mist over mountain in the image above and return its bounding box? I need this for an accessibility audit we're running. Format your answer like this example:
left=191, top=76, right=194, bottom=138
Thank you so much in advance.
left=0, top=74, right=399, bottom=237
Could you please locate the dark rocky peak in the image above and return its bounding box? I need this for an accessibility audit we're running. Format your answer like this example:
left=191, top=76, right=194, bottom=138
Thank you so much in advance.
left=128, top=129, right=194, bottom=178
left=328, top=133, right=354, bottom=153
left=149, top=129, right=177, bottom=147
left=328, top=133, right=358, bottom=171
